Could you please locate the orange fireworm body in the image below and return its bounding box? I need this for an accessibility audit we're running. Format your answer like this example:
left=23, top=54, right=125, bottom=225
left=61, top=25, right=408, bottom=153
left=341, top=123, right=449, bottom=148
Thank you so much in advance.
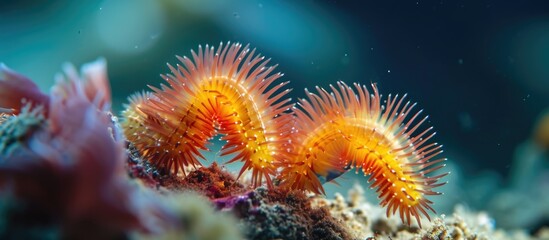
left=122, top=42, right=448, bottom=227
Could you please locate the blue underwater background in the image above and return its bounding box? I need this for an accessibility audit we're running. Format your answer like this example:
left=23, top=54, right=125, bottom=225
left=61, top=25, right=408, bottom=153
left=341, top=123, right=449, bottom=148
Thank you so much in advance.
left=1, top=0, right=548, bottom=232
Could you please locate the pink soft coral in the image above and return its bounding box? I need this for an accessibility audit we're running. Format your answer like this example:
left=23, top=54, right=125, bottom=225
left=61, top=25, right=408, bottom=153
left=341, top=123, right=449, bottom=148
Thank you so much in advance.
left=0, top=63, right=49, bottom=114
left=0, top=60, right=169, bottom=237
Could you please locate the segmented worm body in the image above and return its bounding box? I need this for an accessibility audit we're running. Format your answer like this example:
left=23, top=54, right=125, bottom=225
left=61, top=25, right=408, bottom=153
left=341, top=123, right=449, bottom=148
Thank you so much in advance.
left=122, top=42, right=448, bottom=227
left=279, top=82, right=447, bottom=227
left=122, top=43, right=293, bottom=187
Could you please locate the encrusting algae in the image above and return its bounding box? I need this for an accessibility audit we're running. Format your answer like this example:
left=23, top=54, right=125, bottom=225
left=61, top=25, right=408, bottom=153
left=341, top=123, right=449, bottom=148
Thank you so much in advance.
left=2, top=42, right=540, bottom=239
left=313, top=184, right=549, bottom=240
